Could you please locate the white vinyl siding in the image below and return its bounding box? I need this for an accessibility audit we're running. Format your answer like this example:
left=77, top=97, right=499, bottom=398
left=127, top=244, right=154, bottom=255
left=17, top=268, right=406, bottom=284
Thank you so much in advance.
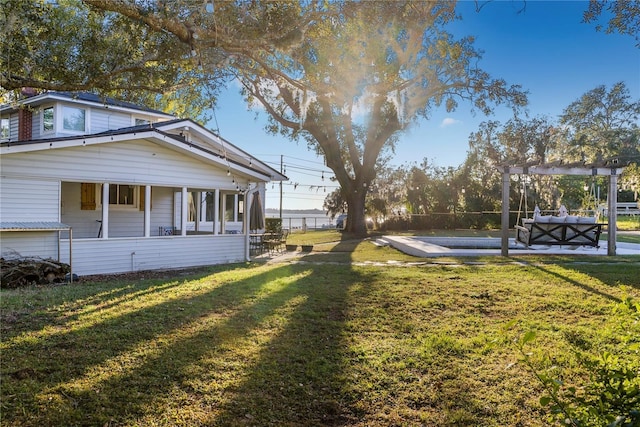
left=1, top=140, right=237, bottom=189
left=0, top=232, right=59, bottom=260
left=0, top=178, right=59, bottom=222
left=59, top=235, right=245, bottom=275
left=91, top=109, right=134, bottom=133
left=10, top=112, right=20, bottom=140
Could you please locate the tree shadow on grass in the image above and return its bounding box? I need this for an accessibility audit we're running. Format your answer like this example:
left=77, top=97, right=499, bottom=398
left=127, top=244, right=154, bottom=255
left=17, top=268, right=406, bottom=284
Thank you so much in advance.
left=2, top=260, right=525, bottom=426
left=510, top=257, right=628, bottom=303
left=1, top=263, right=377, bottom=426
left=0, top=267, right=219, bottom=340
left=1, top=264, right=304, bottom=424
left=212, top=264, right=365, bottom=426
left=564, top=261, right=640, bottom=291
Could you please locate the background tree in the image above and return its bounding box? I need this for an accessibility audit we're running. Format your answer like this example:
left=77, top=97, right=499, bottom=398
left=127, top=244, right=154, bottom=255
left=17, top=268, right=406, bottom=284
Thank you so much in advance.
left=557, top=82, right=640, bottom=165
left=1, top=0, right=322, bottom=117
left=583, top=0, right=640, bottom=47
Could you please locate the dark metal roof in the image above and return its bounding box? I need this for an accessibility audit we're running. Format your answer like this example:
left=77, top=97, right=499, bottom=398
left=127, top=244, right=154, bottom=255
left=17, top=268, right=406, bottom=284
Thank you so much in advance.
left=0, top=91, right=173, bottom=116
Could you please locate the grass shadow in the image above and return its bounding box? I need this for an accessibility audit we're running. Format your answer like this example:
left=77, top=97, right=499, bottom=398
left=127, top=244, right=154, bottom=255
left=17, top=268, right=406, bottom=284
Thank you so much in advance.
left=1, top=264, right=304, bottom=423
left=1, top=263, right=376, bottom=425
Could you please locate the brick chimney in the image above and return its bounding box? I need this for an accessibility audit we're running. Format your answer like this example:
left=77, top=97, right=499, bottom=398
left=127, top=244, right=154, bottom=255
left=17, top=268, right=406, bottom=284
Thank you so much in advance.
left=18, top=109, right=33, bottom=141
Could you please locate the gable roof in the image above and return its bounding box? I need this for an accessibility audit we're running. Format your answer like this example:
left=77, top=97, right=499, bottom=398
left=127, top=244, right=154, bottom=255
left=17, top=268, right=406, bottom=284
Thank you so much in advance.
left=0, top=118, right=287, bottom=182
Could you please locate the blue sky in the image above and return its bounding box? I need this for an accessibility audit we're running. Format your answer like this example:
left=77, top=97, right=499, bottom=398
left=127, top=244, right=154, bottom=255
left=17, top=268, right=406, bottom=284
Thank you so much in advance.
left=209, top=1, right=639, bottom=210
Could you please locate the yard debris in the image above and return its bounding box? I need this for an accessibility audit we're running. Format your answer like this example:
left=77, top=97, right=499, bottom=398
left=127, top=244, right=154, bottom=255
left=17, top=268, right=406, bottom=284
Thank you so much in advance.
left=0, top=255, right=71, bottom=289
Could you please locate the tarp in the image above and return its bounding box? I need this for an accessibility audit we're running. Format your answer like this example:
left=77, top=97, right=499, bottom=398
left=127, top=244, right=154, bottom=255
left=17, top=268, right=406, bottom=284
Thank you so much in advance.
left=249, top=191, right=265, bottom=231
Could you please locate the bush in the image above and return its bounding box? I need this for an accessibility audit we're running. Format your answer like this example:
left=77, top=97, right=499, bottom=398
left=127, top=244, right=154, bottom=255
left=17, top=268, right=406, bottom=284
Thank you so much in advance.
left=514, top=292, right=640, bottom=427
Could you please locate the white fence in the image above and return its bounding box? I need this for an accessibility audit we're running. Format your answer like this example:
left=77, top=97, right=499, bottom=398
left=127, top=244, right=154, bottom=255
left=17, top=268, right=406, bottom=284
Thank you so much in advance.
left=267, top=214, right=336, bottom=231
left=600, top=202, right=640, bottom=216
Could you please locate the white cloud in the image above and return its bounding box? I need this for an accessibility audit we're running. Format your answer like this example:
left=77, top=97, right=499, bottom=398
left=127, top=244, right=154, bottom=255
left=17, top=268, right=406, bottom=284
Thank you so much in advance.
left=440, top=117, right=462, bottom=128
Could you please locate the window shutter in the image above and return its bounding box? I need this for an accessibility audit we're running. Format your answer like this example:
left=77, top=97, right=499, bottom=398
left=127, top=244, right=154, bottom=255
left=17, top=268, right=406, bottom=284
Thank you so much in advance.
left=81, top=183, right=96, bottom=210
left=139, top=186, right=152, bottom=211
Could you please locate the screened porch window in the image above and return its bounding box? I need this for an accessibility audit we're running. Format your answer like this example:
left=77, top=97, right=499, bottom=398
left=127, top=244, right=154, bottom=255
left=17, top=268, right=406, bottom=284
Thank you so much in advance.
left=223, top=194, right=244, bottom=222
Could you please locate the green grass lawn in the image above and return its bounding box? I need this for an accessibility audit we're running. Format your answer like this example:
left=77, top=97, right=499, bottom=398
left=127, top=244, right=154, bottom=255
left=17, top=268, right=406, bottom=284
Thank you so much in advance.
left=1, top=237, right=639, bottom=426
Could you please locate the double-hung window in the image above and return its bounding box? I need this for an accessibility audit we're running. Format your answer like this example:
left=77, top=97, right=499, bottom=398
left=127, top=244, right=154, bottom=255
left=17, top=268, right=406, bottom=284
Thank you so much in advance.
left=43, top=106, right=54, bottom=132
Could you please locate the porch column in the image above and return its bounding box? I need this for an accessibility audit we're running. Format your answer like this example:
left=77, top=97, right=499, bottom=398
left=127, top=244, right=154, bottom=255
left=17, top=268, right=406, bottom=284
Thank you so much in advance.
left=181, top=187, right=188, bottom=236
left=607, top=172, right=618, bottom=256
left=501, top=170, right=510, bottom=256
left=101, top=183, right=109, bottom=239
left=214, top=189, right=220, bottom=235
left=195, top=191, right=201, bottom=232
left=244, top=188, right=252, bottom=261
left=144, top=185, right=151, bottom=237
left=234, top=194, right=239, bottom=222
left=220, top=191, right=226, bottom=234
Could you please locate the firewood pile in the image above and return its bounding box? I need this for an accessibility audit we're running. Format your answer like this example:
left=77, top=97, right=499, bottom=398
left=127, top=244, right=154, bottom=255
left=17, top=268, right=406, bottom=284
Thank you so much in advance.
left=1, top=256, right=71, bottom=289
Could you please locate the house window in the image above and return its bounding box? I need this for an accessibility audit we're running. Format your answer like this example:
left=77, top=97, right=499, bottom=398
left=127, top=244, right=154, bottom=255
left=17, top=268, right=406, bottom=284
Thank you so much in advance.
left=0, top=118, right=9, bottom=140
left=135, top=118, right=150, bottom=126
left=224, top=194, right=235, bottom=221
left=205, top=192, right=215, bottom=221
left=103, top=184, right=136, bottom=207
left=62, top=106, right=86, bottom=132
left=43, top=106, right=54, bottom=132
left=188, top=192, right=197, bottom=221
left=223, top=193, right=244, bottom=222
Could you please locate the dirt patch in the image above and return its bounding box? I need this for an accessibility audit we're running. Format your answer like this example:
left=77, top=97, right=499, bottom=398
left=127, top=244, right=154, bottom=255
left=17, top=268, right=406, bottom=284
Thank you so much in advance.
left=79, top=266, right=213, bottom=283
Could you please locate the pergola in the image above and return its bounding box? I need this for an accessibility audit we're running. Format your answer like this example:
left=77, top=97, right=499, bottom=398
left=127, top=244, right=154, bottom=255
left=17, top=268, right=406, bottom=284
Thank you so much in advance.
left=498, top=160, right=627, bottom=256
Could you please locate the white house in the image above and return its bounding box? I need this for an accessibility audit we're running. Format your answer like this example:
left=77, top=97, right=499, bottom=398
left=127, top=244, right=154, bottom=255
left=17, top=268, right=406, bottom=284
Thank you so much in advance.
left=0, top=92, right=286, bottom=276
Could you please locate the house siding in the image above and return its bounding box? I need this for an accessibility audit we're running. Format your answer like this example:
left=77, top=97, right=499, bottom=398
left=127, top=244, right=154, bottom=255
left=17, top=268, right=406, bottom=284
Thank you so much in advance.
left=31, top=108, right=44, bottom=140
left=0, top=232, right=60, bottom=260
left=2, top=140, right=237, bottom=189
left=0, top=178, right=60, bottom=222
left=91, top=109, right=133, bottom=133
left=60, top=235, right=245, bottom=275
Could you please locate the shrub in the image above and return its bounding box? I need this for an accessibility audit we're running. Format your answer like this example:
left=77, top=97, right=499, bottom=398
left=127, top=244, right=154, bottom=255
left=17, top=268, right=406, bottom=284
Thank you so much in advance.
left=514, top=292, right=640, bottom=427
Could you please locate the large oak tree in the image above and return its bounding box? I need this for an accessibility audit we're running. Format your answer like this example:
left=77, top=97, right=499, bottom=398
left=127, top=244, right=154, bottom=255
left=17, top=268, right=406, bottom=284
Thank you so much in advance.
left=1, top=0, right=527, bottom=233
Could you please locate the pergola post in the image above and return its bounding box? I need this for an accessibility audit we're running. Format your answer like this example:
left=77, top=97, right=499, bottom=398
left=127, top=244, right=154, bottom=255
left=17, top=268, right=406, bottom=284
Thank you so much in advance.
left=607, top=172, right=618, bottom=256
left=501, top=169, right=510, bottom=257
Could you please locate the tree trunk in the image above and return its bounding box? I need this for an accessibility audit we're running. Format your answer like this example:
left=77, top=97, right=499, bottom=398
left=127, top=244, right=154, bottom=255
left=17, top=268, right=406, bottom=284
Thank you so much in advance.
left=345, top=186, right=367, bottom=236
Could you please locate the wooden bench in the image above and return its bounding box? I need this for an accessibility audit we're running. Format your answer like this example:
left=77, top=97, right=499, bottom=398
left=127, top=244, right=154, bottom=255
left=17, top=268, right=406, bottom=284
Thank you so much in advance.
left=515, top=216, right=603, bottom=248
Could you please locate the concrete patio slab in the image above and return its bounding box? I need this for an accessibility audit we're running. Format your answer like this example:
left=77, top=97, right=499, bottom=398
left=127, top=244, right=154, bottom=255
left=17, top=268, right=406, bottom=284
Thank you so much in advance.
left=380, top=236, right=640, bottom=257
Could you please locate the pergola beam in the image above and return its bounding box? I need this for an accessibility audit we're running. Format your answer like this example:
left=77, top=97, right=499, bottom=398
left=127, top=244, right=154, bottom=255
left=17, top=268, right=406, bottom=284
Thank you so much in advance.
left=498, top=166, right=625, bottom=176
